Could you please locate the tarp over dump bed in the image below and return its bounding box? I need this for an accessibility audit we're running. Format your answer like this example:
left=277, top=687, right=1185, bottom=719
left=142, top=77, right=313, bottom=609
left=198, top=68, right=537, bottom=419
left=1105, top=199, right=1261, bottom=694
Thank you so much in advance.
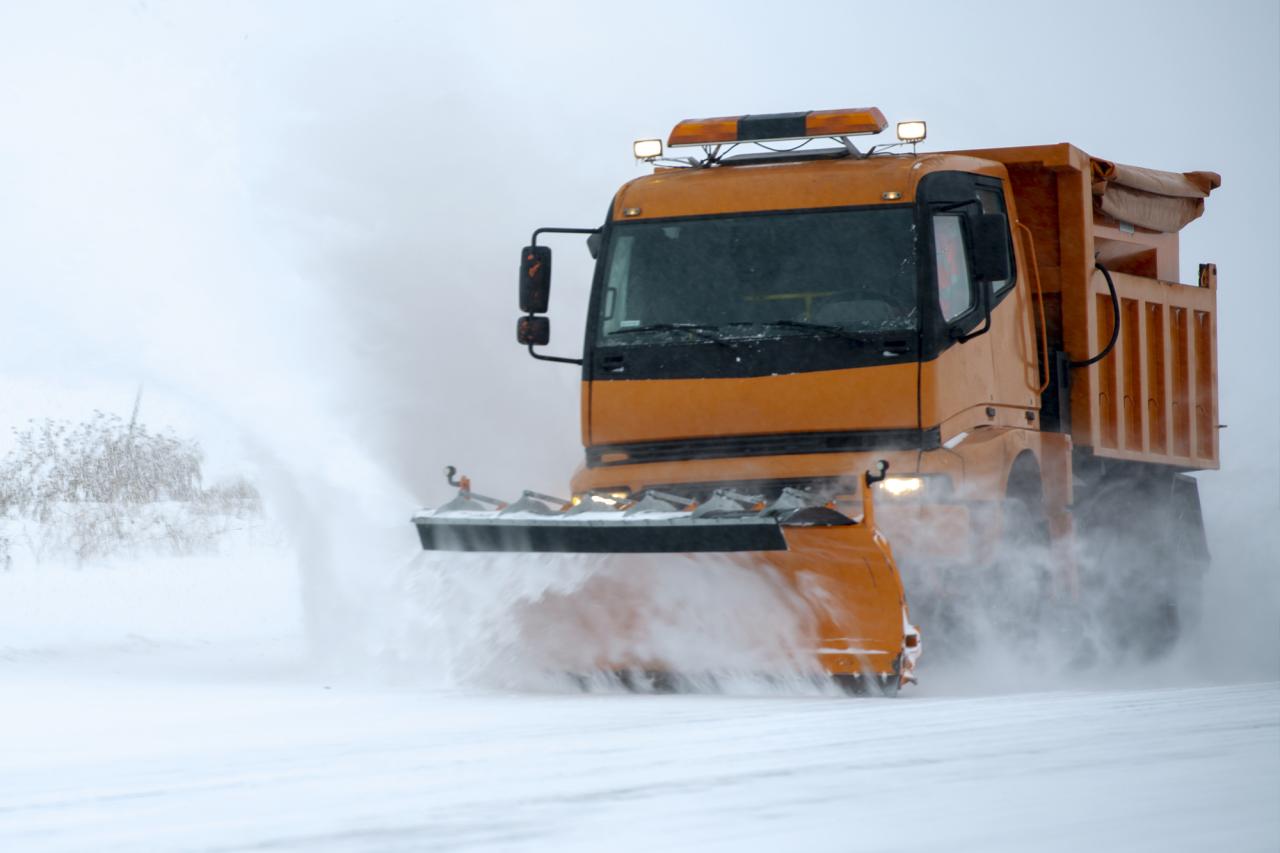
left=1090, top=158, right=1221, bottom=233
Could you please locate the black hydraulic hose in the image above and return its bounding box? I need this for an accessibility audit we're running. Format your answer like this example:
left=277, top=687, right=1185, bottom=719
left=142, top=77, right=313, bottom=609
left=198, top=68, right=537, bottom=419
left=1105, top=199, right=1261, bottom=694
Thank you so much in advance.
left=1070, top=261, right=1120, bottom=369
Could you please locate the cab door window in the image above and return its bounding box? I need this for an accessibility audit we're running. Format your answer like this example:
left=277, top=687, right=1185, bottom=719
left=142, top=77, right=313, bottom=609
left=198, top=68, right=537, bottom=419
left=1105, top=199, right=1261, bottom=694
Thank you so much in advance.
left=933, top=214, right=973, bottom=322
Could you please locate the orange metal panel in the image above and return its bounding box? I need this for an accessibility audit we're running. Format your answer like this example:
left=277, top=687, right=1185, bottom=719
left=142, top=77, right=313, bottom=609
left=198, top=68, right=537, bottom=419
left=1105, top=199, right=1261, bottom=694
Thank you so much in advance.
left=1078, top=271, right=1217, bottom=469
left=921, top=330, right=999, bottom=431
left=1121, top=296, right=1143, bottom=452
left=1194, top=309, right=1215, bottom=460
left=763, top=524, right=907, bottom=676
left=1171, top=306, right=1191, bottom=457
left=588, top=362, right=918, bottom=446
left=950, top=143, right=1081, bottom=171
left=1010, top=166, right=1064, bottom=275
left=1096, top=290, right=1119, bottom=450
left=1093, top=217, right=1180, bottom=281
left=1146, top=302, right=1169, bottom=456
left=569, top=447, right=965, bottom=499
left=1059, top=167, right=1097, bottom=450
left=614, top=154, right=1009, bottom=221
left=580, top=380, right=592, bottom=445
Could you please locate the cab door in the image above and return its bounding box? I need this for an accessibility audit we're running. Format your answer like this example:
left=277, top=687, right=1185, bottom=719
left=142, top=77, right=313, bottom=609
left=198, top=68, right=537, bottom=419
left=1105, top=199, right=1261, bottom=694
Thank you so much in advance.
left=973, top=178, right=1041, bottom=421
left=925, top=204, right=1000, bottom=431
left=916, top=171, right=1002, bottom=436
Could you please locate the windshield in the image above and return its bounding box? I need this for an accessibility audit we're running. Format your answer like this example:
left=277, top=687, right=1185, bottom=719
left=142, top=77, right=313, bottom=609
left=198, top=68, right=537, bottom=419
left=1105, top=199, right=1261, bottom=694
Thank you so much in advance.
left=597, top=207, right=917, bottom=343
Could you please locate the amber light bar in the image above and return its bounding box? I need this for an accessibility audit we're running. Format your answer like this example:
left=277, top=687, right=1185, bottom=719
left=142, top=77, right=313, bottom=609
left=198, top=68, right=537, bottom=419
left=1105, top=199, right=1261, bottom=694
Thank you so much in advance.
left=668, top=107, right=888, bottom=148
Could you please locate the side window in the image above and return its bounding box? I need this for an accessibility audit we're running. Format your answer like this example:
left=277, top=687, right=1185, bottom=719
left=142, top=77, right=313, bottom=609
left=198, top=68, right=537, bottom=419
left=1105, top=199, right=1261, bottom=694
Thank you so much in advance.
left=976, top=187, right=1013, bottom=294
left=601, top=235, right=634, bottom=333
left=933, top=214, right=973, bottom=322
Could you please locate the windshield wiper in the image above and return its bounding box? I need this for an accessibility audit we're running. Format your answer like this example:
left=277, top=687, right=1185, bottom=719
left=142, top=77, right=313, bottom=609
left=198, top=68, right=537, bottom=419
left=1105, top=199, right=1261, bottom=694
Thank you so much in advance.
left=608, top=323, right=734, bottom=349
left=748, top=320, right=870, bottom=343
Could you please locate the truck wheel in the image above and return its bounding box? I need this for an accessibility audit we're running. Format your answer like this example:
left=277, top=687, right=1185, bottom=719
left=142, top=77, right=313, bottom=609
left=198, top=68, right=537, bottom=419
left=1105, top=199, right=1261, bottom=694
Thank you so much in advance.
left=901, top=458, right=1054, bottom=663
left=986, top=456, right=1054, bottom=640
left=1073, top=466, right=1208, bottom=660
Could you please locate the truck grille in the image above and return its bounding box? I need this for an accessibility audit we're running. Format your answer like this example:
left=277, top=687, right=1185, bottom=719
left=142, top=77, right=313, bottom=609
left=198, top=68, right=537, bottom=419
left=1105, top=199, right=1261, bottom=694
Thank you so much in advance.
left=585, top=427, right=939, bottom=467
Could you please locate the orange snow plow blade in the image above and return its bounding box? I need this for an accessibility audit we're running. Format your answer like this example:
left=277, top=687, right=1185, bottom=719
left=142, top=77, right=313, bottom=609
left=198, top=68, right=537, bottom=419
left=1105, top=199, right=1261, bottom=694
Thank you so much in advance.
left=413, top=463, right=920, bottom=689
left=760, top=523, right=918, bottom=685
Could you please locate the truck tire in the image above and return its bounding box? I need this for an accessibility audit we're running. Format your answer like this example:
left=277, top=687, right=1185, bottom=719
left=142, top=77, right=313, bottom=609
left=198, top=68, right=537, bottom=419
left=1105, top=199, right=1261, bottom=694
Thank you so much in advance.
left=988, top=454, right=1055, bottom=636
left=898, top=455, right=1054, bottom=663
left=1073, top=465, right=1208, bottom=660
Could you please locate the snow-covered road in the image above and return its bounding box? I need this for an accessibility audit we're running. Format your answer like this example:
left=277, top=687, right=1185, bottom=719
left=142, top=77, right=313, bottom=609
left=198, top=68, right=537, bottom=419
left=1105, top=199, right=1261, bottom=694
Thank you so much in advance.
left=1, top=550, right=1276, bottom=851
left=2, top=640, right=1276, bottom=853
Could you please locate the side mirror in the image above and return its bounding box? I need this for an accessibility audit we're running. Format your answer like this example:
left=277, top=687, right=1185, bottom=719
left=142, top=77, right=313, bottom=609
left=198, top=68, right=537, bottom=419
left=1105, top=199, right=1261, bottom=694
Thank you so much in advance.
left=519, top=246, right=552, bottom=313
left=970, top=213, right=1011, bottom=283
left=517, top=315, right=550, bottom=346
left=586, top=232, right=603, bottom=260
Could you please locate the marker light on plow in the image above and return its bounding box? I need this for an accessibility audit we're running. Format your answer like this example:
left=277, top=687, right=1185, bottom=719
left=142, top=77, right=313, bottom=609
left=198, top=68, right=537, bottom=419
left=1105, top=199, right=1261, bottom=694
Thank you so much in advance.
left=667, top=107, right=888, bottom=147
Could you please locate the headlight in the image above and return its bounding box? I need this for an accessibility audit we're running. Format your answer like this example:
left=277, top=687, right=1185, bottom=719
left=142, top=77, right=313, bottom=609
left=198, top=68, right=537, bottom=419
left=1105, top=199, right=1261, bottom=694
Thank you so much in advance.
left=880, top=476, right=923, bottom=496
left=571, top=489, right=631, bottom=507
left=872, top=474, right=951, bottom=502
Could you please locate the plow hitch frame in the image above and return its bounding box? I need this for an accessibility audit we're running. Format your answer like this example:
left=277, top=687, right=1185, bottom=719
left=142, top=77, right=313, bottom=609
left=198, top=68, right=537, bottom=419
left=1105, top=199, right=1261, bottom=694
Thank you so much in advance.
left=412, top=462, right=890, bottom=555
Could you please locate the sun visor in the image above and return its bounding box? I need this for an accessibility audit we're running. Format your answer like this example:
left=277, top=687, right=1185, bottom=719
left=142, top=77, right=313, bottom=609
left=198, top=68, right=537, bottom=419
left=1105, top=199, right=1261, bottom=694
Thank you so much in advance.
left=1090, top=158, right=1221, bottom=233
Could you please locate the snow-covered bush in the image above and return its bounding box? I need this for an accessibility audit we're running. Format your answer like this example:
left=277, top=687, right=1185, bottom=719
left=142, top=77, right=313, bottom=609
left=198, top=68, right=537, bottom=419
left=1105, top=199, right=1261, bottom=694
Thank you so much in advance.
left=0, top=412, right=202, bottom=518
left=0, top=413, right=262, bottom=564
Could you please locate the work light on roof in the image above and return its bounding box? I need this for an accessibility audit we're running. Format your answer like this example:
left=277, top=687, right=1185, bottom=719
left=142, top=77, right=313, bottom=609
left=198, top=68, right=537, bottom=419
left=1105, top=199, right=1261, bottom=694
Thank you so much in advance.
left=896, top=120, right=927, bottom=143
left=633, top=138, right=663, bottom=160
left=667, top=107, right=888, bottom=148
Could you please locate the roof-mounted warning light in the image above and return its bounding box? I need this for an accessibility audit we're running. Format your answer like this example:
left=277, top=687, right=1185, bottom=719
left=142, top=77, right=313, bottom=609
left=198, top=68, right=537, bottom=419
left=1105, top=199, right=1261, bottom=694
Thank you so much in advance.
left=667, top=107, right=888, bottom=147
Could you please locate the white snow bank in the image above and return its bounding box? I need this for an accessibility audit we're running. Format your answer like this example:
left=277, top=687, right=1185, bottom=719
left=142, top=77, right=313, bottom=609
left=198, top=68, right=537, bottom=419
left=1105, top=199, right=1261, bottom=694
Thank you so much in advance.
left=0, top=541, right=299, bottom=660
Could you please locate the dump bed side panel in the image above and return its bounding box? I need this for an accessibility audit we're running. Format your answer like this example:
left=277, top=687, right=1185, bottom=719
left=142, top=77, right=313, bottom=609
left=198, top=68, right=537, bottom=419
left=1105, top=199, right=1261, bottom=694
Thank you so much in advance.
left=964, top=144, right=1219, bottom=471
left=1082, top=268, right=1218, bottom=468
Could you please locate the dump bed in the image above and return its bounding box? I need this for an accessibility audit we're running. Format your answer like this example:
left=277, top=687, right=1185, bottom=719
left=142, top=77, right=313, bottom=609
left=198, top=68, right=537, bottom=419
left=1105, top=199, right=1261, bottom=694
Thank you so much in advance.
left=966, top=144, right=1220, bottom=471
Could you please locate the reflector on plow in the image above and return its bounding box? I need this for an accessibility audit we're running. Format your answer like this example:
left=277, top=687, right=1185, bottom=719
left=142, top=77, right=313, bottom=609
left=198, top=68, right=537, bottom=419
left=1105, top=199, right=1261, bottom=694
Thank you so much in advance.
left=412, top=462, right=920, bottom=691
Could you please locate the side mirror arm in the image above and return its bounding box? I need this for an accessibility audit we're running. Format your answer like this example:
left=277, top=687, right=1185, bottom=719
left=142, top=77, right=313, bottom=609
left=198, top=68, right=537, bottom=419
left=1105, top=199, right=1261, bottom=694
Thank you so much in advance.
left=530, top=226, right=600, bottom=246
left=527, top=343, right=583, bottom=365
left=519, top=226, right=599, bottom=367
left=951, top=296, right=992, bottom=343
left=952, top=223, right=994, bottom=343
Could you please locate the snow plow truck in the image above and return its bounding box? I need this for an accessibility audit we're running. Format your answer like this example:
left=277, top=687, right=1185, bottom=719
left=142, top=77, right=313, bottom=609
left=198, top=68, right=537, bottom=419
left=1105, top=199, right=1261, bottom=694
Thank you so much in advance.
left=414, top=107, right=1220, bottom=691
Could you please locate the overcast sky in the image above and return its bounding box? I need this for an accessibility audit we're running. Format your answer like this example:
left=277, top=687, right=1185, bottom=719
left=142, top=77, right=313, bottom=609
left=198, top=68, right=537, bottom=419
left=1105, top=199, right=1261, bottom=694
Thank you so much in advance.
left=1, top=0, right=1275, bottom=526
